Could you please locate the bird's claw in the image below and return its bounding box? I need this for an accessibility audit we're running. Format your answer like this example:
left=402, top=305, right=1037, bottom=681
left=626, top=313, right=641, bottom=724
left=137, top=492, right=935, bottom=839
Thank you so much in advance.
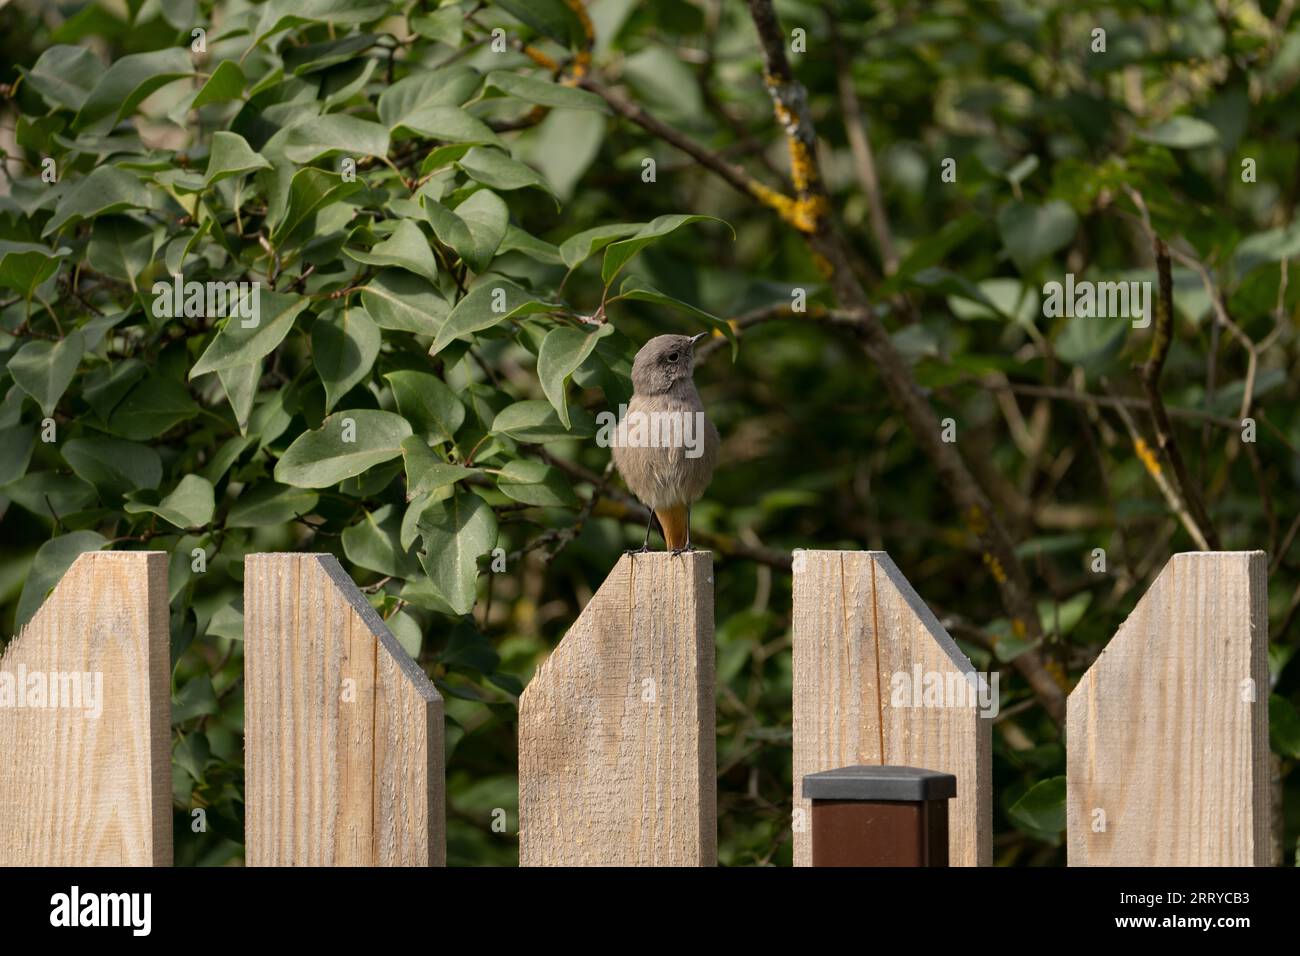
left=624, top=545, right=653, bottom=556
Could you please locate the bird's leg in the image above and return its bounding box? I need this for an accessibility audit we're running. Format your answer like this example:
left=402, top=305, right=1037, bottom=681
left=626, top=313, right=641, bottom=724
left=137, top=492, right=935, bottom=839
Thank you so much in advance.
left=625, top=509, right=656, bottom=555
left=671, top=505, right=696, bottom=556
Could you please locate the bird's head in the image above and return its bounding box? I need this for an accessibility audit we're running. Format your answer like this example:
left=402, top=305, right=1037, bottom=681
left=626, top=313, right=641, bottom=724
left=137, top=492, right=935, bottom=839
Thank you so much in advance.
left=630, top=332, right=706, bottom=395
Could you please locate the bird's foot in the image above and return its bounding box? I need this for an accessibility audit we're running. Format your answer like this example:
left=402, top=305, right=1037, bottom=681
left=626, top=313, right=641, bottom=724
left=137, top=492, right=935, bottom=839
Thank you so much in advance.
left=670, top=545, right=695, bottom=556
left=624, top=545, right=653, bottom=556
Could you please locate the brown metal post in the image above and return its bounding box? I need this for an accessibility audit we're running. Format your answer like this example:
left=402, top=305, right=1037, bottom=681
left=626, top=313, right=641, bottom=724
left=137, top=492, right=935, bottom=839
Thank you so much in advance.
left=802, top=766, right=956, bottom=866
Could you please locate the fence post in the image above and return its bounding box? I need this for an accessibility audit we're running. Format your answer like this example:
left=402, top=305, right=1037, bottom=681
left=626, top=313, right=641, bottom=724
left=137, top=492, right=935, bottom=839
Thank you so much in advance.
left=792, top=550, right=992, bottom=866
left=0, top=551, right=172, bottom=866
left=518, top=551, right=716, bottom=866
left=244, top=553, right=445, bottom=866
left=1067, top=551, right=1270, bottom=865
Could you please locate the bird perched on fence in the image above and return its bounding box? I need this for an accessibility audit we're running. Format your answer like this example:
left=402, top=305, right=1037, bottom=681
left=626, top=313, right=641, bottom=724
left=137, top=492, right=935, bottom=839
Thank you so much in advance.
left=611, top=332, right=719, bottom=553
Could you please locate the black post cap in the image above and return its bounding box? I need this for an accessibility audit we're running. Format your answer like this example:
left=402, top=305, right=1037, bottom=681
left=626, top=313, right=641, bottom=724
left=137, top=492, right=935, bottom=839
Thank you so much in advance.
left=801, top=765, right=957, bottom=802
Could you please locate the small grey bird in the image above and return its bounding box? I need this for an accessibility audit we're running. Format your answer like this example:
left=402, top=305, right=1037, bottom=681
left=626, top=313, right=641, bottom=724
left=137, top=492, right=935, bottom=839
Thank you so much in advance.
left=611, top=332, right=720, bottom=553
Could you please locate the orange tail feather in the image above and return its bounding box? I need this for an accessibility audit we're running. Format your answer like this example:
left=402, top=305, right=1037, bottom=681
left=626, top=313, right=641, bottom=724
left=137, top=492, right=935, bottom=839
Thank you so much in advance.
left=654, top=504, right=689, bottom=551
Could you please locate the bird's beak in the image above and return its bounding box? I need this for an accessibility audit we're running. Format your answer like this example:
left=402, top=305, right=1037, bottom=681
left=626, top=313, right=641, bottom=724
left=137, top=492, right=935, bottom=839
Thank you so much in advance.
left=689, top=331, right=708, bottom=347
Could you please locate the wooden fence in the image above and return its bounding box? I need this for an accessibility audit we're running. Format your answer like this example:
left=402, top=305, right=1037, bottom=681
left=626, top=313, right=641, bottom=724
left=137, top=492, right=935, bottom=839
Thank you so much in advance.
left=0, top=548, right=1274, bottom=866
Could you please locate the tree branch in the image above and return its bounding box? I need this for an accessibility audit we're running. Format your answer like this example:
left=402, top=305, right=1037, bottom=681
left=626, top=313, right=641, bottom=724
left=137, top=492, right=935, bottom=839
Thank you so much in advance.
left=1139, top=238, right=1220, bottom=548
left=741, top=0, right=1065, bottom=722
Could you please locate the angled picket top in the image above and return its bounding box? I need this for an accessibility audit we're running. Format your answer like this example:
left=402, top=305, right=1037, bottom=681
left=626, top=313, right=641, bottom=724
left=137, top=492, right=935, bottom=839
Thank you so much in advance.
left=243, top=553, right=445, bottom=866
left=791, top=550, right=993, bottom=867
left=1067, top=551, right=1271, bottom=866
left=518, top=551, right=717, bottom=866
left=0, top=551, right=172, bottom=866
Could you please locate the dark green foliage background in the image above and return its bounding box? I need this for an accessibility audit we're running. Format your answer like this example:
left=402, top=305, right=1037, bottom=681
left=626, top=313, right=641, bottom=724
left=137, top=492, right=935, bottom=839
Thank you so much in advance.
left=1, top=0, right=1298, bottom=866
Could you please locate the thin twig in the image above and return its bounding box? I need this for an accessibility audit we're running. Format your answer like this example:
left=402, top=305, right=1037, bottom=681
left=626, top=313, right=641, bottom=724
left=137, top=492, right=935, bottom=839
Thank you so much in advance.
left=1139, top=238, right=1220, bottom=548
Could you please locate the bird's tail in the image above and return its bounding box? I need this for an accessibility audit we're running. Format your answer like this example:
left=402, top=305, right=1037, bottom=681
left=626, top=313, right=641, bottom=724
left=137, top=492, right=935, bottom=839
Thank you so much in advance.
left=655, top=504, right=689, bottom=551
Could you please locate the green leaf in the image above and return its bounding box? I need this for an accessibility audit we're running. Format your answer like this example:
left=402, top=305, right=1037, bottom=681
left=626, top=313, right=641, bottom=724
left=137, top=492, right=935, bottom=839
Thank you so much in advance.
left=269, top=167, right=363, bottom=247
left=0, top=241, right=71, bottom=300
left=519, top=107, right=605, bottom=202
left=415, top=490, right=497, bottom=615
left=312, top=305, right=381, bottom=412
left=386, top=610, right=423, bottom=658
left=204, top=131, right=272, bottom=187
left=378, top=66, right=484, bottom=128
left=359, top=270, right=451, bottom=334
left=386, top=370, right=466, bottom=445
left=279, top=114, right=390, bottom=164
left=400, top=436, right=475, bottom=500
left=62, top=436, right=162, bottom=497
left=2, top=472, right=97, bottom=519
left=274, top=409, right=413, bottom=488
left=42, top=165, right=152, bottom=237
left=423, top=200, right=474, bottom=271
left=218, top=363, right=259, bottom=435
left=1054, top=311, right=1127, bottom=368
left=429, top=277, right=551, bottom=356
left=1037, top=591, right=1093, bottom=638
left=206, top=598, right=244, bottom=642
left=15, top=531, right=108, bottom=629
left=24, top=44, right=101, bottom=111
left=7, top=330, right=85, bottom=416
left=227, top=483, right=320, bottom=528
left=484, top=71, right=606, bottom=111
left=997, top=200, right=1078, bottom=273
left=86, top=217, right=153, bottom=292
left=411, top=8, right=464, bottom=46
left=73, top=48, right=193, bottom=129
left=491, top=399, right=594, bottom=441
left=124, top=474, right=216, bottom=529
left=601, top=214, right=732, bottom=285
left=537, top=323, right=614, bottom=427
left=342, top=505, right=420, bottom=577
left=106, top=375, right=201, bottom=439
left=1270, top=695, right=1300, bottom=759
left=492, top=0, right=585, bottom=45
left=283, top=33, right=380, bottom=75
left=1137, top=116, right=1220, bottom=149
left=0, top=424, right=36, bottom=486
left=190, top=290, right=310, bottom=377
left=1008, top=776, right=1066, bottom=834
left=249, top=0, right=391, bottom=50
left=456, top=147, right=555, bottom=198
left=173, top=674, right=219, bottom=723
left=345, top=219, right=439, bottom=283
left=451, top=187, right=509, bottom=272
left=389, top=104, right=503, bottom=146
left=616, top=275, right=737, bottom=356
left=499, top=225, right=563, bottom=264
left=496, top=460, right=579, bottom=507
left=175, top=731, right=211, bottom=785
left=191, top=60, right=246, bottom=110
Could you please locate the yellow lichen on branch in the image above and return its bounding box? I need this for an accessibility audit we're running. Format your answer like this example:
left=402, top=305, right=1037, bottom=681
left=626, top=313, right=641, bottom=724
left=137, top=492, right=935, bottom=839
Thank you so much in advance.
left=522, top=45, right=560, bottom=71
left=1134, top=436, right=1163, bottom=477
left=562, top=0, right=595, bottom=79
left=755, top=72, right=828, bottom=234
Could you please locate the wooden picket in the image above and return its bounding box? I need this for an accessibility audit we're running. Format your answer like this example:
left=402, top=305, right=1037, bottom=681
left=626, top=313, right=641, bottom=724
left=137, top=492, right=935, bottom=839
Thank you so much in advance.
left=0, top=546, right=1278, bottom=867
left=791, top=550, right=992, bottom=866
left=243, top=553, right=445, bottom=866
left=1067, top=551, right=1271, bottom=866
left=0, top=551, right=172, bottom=866
left=518, top=551, right=717, bottom=865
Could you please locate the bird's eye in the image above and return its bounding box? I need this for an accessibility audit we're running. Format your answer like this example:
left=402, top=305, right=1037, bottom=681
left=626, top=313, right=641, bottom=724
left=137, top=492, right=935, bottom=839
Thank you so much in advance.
left=666, top=352, right=680, bottom=363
